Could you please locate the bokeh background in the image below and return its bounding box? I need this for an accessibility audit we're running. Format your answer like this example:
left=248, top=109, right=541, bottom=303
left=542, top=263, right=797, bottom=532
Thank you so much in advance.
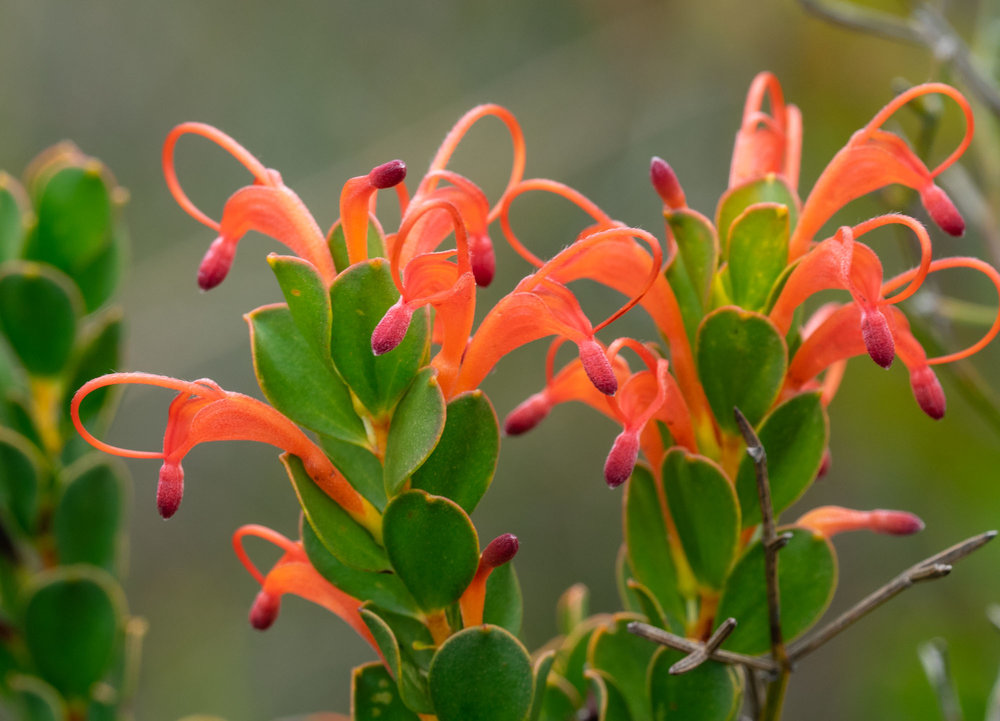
left=2, top=0, right=999, bottom=718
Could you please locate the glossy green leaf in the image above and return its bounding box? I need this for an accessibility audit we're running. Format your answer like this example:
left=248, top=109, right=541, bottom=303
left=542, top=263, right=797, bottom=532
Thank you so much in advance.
left=352, top=662, right=421, bottom=721
left=429, top=625, right=533, bottom=721
left=648, top=647, right=742, bottom=721
left=665, top=209, right=719, bottom=343
left=696, top=307, right=786, bottom=433
left=0, top=175, right=27, bottom=262
left=553, top=615, right=608, bottom=699
left=526, top=650, right=556, bottom=721
left=7, top=674, right=65, bottom=721
left=661, top=449, right=740, bottom=590
left=383, top=368, right=445, bottom=496
left=715, top=527, right=837, bottom=655
left=616, top=544, right=642, bottom=615
left=64, top=308, right=122, bottom=429
left=328, top=259, right=429, bottom=417
left=328, top=220, right=387, bottom=274
left=0, top=427, right=43, bottom=535
left=268, top=254, right=333, bottom=363
left=68, top=226, right=123, bottom=313
left=625, top=579, right=668, bottom=631
left=736, top=391, right=829, bottom=528
left=556, top=583, right=589, bottom=636
left=23, top=567, right=123, bottom=698
left=54, top=457, right=125, bottom=570
left=483, top=561, right=522, bottom=635
left=536, top=673, right=579, bottom=721
left=411, top=390, right=498, bottom=512
left=383, top=490, right=478, bottom=611
left=726, top=203, right=790, bottom=312
left=586, top=669, right=632, bottom=721
left=624, top=465, right=686, bottom=628
left=247, top=304, right=368, bottom=445
left=0, top=262, right=80, bottom=376
left=284, top=453, right=389, bottom=572
left=360, top=604, right=434, bottom=714
left=318, top=433, right=386, bottom=511
left=302, top=521, right=415, bottom=614
left=716, top=176, right=799, bottom=255
left=586, top=614, right=656, bottom=721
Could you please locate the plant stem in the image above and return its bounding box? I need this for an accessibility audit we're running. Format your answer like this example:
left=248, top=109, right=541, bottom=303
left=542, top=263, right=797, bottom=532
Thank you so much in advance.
left=626, top=621, right=777, bottom=673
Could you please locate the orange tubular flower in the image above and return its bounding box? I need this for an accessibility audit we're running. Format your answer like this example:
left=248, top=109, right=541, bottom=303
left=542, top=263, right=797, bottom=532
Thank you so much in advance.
left=729, top=71, right=802, bottom=191
left=163, top=123, right=337, bottom=289
left=789, top=83, right=974, bottom=259
left=233, top=525, right=377, bottom=649
left=796, top=506, right=924, bottom=538
left=458, top=533, right=519, bottom=628
left=71, top=373, right=380, bottom=534
left=338, top=159, right=408, bottom=268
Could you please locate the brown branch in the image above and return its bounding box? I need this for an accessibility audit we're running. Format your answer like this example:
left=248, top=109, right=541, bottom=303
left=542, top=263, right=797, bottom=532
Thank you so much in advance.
left=668, top=617, right=737, bottom=674
left=626, top=621, right=778, bottom=674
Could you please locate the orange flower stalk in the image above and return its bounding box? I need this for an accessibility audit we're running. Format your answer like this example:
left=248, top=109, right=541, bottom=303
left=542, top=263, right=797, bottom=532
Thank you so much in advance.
left=458, top=533, right=519, bottom=628
left=71, top=373, right=380, bottom=535
left=796, top=506, right=925, bottom=538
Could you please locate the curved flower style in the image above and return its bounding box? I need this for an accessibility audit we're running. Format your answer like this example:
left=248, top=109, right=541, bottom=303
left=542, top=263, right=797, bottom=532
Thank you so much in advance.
left=71, top=373, right=380, bottom=535
left=729, top=70, right=802, bottom=191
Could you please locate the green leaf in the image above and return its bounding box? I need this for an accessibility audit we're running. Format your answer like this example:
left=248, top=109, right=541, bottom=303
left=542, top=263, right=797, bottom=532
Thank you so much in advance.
left=247, top=304, right=368, bottom=445
left=0, top=261, right=81, bottom=377
left=736, top=392, right=829, bottom=528
left=586, top=614, right=656, bottom=721
left=23, top=567, right=124, bottom=698
left=625, top=579, right=668, bottom=630
left=556, top=583, right=589, bottom=636
left=360, top=604, right=434, bottom=714
left=268, top=254, right=333, bottom=363
left=624, top=465, right=686, bottom=628
left=328, top=259, right=429, bottom=417
left=384, top=368, right=446, bottom=496
left=54, top=457, right=126, bottom=571
left=284, top=453, right=389, bottom=572
left=7, top=674, right=65, bottom=721
left=0, top=174, right=28, bottom=262
left=716, top=176, right=799, bottom=255
left=69, top=225, right=123, bottom=313
left=715, top=527, right=837, bottom=655
left=536, top=673, right=579, bottom=721
left=648, top=647, right=742, bottom=721
left=661, top=449, right=740, bottom=590
left=318, top=433, right=386, bottom=511
left=411, top=390, right=499, bottom=513
left=429, top=625, right=533, bottom=721
left=483, top=561, right=522, bottom=635
left=382, top=490, right=478, bottom=611
left=526, top=650, right=556, bottom=721
left=553, top=615, right=608, bottom=699
left=586, top=670, right=632, bottom=721
left=0, top=427, right=44, bottom=535
left=696, top=307, right=786, bottom=434
left=328, top=220, right=387, bottom=273
left=726, top=203, right=790, bottom=312
left=665, top=209, right=719, bottom=343
left=351, top=662, right=422, bottom=721
left=64, top=308, right=122, bottom=429
left=616, top=545, right=642, bottom=615
left=302, top=521, right=416, bottom=615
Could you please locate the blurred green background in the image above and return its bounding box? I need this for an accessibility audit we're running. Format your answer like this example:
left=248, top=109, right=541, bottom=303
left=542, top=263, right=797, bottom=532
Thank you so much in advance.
left=2, top=0, right=999, bottom=718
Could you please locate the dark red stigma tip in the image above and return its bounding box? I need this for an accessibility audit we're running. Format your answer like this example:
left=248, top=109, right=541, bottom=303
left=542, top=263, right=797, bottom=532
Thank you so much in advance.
left=369, top=159, right=407, bottom=190
left=921, top=184, right=965, bottom=237
left=197, top=237, right=236, bottom=290
left=482, top=534, right=519, bottom=568
left=910, top=365, right=946, bottom=420
left=578, top=340, right=618, bottom=395
left=503, top=393, right=551, bottom=436
left=156, top=462, right=184, bottom=519
left=650, top=156, right=686, bottom=209
left=372, top=300, right=414, bottom=356
left=861, top=310, right=895, bottom=369
left=249, top=591, right=281, bottom=630
left=604, top=431, right=640, bottom=488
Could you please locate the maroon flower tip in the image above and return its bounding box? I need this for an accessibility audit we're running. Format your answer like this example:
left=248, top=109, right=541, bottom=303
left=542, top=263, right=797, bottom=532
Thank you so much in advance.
left=249, top=591, right=281, bottom=630
left=911, top=365, right=946, bottom=420
left=578, top=340, right=618, bottom=395
left=816, top=450, right=831, bottom=480
left=470, top=233, right=496, bottom=287
left=368, top=159, right=407, bottom=190
left=371, top=300, right=414, bottom=356
left=503, top=392, right=551, bottom=436
left=649, top=156, right=686, bottom=209
left=872, top=510, right=925, bottom=535
left=482, top=533, right=519, bottom=568
left=156, top=462, right=184, bottom=519
left=861, top=310, right=895, bottom=369
left=197, top=237, right=236, bottom=290
left=921, top=184, right=965, bottom=237
left=604, top=431, right=640, bottom=488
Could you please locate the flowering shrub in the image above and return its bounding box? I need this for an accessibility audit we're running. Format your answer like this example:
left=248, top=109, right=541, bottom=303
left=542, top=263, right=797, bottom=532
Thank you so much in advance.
left=72, top=72, right=999, bottom=720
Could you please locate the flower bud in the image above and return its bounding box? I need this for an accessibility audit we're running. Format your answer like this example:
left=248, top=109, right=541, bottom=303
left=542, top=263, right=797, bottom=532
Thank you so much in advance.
left=157, top=462, right=184, bottom=519
left=482, top=533, right=519, bottom=568
left=503, top=392, right=551, bottom=435
left=372, top=300, right=414, bottom=356
left=860, top=309, right=894, bottom=369
left=470, top=232, right=496, bottom=287
left=197, top=236, right=237, bottom=290
left=604, top=430, right=640, bottom=488
left=910, top=365, right=946, bottom=420
left=368, top=159, right=407, bottom=190
left=797, top=505, right=924, bottom=538
left=578, top=340, right=617, bottom=395
left=920, top=184, right=964, bottom=237
left=249, top=590, right=281, bottom=630
left=650, top=157, right=686, bottom=209
left=869, top=509, right=925, bottom=535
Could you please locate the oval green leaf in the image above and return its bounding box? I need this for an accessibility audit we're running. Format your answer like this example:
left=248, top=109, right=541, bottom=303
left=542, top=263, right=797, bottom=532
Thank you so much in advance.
left=284, top=453, right=389, bottom=572
left=8, top=674, right=65, bottom=721
left=428, top=625, right=533, bottom=721
left=661, top=449, right=740, bottom=590
left=586, top=614, right=656, bottom=721
left=384, top=368, right=445, bottom=497
left=328, top=219, right=387, bottom=274
left=247, top=303, right=368, bottom=445
left=318, top=433, right=386, bottom=511
left=328, top=259, right=429, bottom=417
left=0, top=261, right=81, bottom=377
left=526, top=650, right=556, bottom=721
left=351, top=661, right=422, bottom=721
left=586, top=669, right=632, bottom=721
left=0, top=427, right=44, bottom=535
left=54, top=457, right=126, bottom=570
left=411, top=389, right=498, bottom=512
left=64, top=308, right=122, bottom=430
left=736, top=391, right=829, bottom=528
left=648, top=647, right=743, bottom=721
left=268, top=254, right=333, bottom=363
left=696, top=306, right=786, bottom=433
left=483, top=561, right=522, bottom=635
left=716, top=176, right=799, bottom=255
left=665, top=208, right=719, bottom=343
left=726, top=203, right=790, bottom=312
left=382, top=490, right=478, bottom=611
left=360, top=604, right=434, bottom=714
left=0, top=174, right=28, bottom=262
left=715, top=527, right=837, bottom=655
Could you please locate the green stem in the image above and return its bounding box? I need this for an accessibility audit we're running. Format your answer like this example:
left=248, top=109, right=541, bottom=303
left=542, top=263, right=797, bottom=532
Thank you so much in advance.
left=761, top=668, right=790, bottom=721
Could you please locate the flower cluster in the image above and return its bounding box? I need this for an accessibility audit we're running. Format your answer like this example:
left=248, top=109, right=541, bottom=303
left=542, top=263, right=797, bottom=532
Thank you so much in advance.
left=71, top=73, right=1000, bottom=719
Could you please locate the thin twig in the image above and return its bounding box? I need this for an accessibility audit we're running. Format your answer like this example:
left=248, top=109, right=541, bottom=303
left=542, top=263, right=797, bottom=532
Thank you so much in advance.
left=626, top=621, right=778, bottom=673
left=787, top=531, right=997, bottom=662
left=668, top=617, right=737, bottom=674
